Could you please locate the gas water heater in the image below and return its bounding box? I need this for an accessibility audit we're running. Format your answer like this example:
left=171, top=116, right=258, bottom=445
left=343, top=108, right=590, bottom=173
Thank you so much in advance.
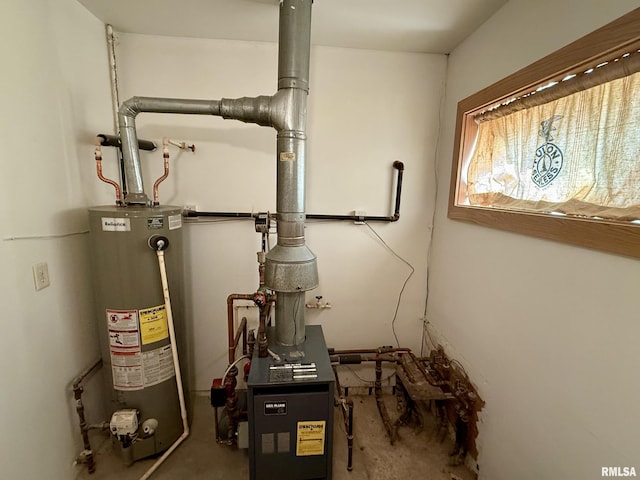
left=88, top=205, right=188, bottom=462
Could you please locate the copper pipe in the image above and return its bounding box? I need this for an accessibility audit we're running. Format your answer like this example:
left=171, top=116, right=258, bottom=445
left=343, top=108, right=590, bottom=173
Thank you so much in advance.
left=227, top=294, right=254, bottom=364
left=94, top=141, right=122, bottom=204
left=153, top=138, right=170, bottom=206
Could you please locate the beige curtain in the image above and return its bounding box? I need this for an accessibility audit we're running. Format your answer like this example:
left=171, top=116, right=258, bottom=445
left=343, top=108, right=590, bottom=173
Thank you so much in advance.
left=466, top=71, right=640, bottom=221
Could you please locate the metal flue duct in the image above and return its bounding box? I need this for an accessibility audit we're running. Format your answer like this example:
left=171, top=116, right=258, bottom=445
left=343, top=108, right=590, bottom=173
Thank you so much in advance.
left=117, top=0, right=317, bottom=346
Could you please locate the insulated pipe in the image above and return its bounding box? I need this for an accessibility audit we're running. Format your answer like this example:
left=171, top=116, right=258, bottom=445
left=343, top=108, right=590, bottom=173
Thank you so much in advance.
left=329, top=347, right=411, bottom=355
left=139, top=238, right=189, bottom=480
left=97, top=133, right=157, bottom=152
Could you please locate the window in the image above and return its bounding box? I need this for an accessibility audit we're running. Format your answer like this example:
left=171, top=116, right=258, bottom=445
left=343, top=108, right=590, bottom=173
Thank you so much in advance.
left=448, top=8, right=640, bottom=258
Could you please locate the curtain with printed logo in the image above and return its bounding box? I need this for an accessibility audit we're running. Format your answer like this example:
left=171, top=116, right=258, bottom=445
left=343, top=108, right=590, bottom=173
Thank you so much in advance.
left=465, top=70, right=640, bottom=221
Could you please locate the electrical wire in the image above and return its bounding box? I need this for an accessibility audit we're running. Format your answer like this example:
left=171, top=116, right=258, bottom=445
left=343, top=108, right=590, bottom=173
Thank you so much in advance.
left=222, top=355, right=251, bottom=380
left=421, top=319, right=438, bottom=353
left=363, top=222, right=414, bottom=347
left=449, top=358, right=469, bottom=379
left=3, top=230, right=89, bottom=241
left=421, top=73, right=447, bottom=356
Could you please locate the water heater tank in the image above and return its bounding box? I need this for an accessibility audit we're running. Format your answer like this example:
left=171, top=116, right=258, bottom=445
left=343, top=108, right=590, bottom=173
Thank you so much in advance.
left=88, top=205, right=189, bottom=462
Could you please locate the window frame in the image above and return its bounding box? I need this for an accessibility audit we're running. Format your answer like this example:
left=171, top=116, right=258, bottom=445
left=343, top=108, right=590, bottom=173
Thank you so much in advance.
left=448, top=8, right=640, bottom=259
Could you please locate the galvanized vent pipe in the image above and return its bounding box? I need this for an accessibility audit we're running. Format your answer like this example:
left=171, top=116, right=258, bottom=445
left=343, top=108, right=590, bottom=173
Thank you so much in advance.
left=118, top=0, right=316, bottom=346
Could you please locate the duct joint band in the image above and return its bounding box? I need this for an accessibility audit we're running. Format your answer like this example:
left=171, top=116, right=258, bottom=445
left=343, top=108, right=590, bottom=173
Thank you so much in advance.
left=277, top=131, right=306, bottom=140
left=278, top=78, right=309, bottom=92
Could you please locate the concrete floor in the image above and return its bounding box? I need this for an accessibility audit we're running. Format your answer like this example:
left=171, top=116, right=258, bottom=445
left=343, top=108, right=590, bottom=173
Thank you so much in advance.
left=76, top=393, right=476, bottom=480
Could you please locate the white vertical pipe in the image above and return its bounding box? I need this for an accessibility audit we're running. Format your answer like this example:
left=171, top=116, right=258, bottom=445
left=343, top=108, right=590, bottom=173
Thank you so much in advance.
left=139, top=249, right=189, bottom=480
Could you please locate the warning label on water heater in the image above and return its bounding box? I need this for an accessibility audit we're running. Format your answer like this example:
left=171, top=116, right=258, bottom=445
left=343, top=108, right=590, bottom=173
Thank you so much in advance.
left=107, top=310, right=138, bottom=330
left=107, top=310, right=140, bottom=349
left=107, top=309, right=142, bottom=390
left=107, top=308, right=175, bottom=391
left=142, top=344, right=175, bottom=387
left=112, top=363, right=143, bottom=390
left=139, top=305, right=169, bottom=345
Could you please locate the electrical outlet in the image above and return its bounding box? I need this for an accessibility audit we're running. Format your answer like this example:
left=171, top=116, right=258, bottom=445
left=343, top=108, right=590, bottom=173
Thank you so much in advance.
left=33, top=262, right=50, bottom=291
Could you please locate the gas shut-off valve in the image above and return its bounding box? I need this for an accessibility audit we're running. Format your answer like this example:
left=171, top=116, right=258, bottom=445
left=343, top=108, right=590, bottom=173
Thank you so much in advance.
left=305, top=295, right=331, bottom=309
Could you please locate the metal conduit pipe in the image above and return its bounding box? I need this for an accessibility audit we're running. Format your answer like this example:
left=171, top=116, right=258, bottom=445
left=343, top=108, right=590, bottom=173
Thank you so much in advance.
left=72, top=358, right=103, bottom=474
left=117, top=0, right=318, bottom=346
left=329, top=347, right=411, bottom=355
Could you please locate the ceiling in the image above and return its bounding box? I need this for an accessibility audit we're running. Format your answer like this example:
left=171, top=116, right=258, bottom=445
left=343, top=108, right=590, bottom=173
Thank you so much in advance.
left=78, top=0, right=508, bottom=54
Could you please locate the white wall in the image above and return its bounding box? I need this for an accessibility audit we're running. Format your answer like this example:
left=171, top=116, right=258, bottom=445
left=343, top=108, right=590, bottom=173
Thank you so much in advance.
left=0, top=0, right=113, bottom=478
left=115, top=33, right=446, bottom=390
left=429, top=1, right=640, bottom=479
